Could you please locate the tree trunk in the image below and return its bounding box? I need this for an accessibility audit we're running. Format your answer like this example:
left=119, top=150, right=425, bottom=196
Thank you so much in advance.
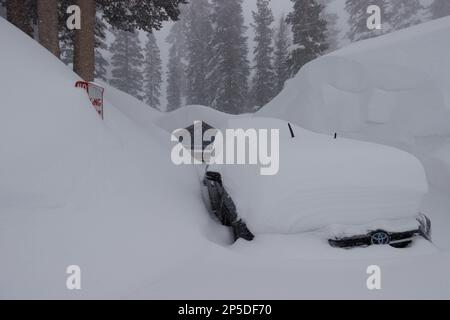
left=6, top=0, right=33, bottom=37
left=74, top=0, right=95, bottom=81
left=37, top=0, right=60, bottom=57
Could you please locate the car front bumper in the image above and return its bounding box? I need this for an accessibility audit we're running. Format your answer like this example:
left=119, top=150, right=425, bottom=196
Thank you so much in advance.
left=328, top=213, right=432, bottom=248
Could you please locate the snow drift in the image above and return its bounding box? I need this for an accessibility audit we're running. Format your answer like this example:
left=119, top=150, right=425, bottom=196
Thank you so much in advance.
left=425, top=141, right=450, bottom=194
left=0, top=17, right=210, bottom=298
left=258, top=16, right=450, bottom=194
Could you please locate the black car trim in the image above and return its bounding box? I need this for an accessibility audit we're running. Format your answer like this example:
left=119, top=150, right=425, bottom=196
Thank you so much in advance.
left=328, top=216, right=432, bottom=248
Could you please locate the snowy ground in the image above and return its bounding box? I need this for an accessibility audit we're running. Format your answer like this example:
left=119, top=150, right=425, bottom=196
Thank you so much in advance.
left=124, top=188, right=450, bottom=300
left=1, top=16, right=450, bottom=299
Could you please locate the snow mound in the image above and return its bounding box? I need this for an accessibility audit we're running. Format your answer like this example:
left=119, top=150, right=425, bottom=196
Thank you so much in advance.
left=259, top=16, right=450, bottom=147
left=425, top=141, right=450, bottom=192
left=217, top=118, right=428, bottom=234
left=0, top=17, right=209, bottom=298
left=99, top=81, right=162, bottom=133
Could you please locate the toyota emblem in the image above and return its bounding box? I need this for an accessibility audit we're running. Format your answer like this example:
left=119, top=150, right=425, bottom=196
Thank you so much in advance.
left=371, top=231, right=390, bottom=245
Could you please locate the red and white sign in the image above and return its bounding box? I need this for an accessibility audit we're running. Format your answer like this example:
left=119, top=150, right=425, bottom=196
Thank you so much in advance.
left=75, top=81, right=104, bottom=119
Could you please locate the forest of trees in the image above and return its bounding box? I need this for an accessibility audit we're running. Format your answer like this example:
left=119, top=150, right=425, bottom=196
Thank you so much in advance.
left=0, top=0, right=186, bottom=83
left=1, top=0, right=449, bottom=113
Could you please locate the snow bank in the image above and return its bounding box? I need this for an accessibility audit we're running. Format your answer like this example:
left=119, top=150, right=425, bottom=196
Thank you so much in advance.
left=258, top=16, right=450, bottom=193
left=260, top=15, right=450, bottom=140
left=425, top=141, right=450, bottom=193
left=99, top=82, right=162, bottom=133
left=0, top=17, right=210, bottom=298
left=217, top=118, right=428, bottom=234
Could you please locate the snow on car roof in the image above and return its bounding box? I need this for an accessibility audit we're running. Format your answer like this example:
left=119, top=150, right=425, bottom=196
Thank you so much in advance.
left=214, top=117, right=428, bottom=234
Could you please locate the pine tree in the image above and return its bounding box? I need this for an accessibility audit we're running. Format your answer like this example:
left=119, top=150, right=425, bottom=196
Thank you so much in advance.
left=251, top=0, right=276, bottom=109
left=166, top=21, right=187, bottom=111
left=70, top=0, right=187, bottom=81
left=345, top=0, right=390, bottom=42
left=184, top=0, right=214, bottom=106
left=287, top=0, right=328, bottom=76
left=58, top=5, right=109, bottom=81
left=0, top=1, right=5, bottom=18
left=208, top=0, right=250, bottom=114
left=0, top=0, right=4, bottom=13
left=166, top=45, right=183, bottom=111
left=94, top=16, right=109, bottom=81
left=5, top=0, right=35, bottom=37
left=58, top=0, right=73, bottom=65
left=273, top=14, right=291, bottom=96
left=318, top=0, right=340, bottom=52
left=59, top=33, right=73, bottom=65
left=430, top=0, right=450, bottom=19
left=389, top=0, right=423, bottom=31
left=37, top=0, right=60, bottom=57
left=110, top=29, right=144, bottom=100
left=323, top=10, right=339, bottom=52
left=143, top=33, right=162, bottom=110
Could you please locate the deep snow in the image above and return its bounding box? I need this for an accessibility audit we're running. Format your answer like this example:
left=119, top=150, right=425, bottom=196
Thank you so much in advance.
left=1, top=15, right=450, bottom=299
left=0, top=17, right=211, bottom=298
left=258, top=16, right=450, bottom=197
left=214, top=117, right=428, bottom=234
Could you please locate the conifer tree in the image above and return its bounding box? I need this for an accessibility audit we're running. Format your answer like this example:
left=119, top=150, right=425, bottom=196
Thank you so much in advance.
left=110, top=29, right=144, bottom=100
left=94, top=16, right=109, bottom=81
left=389, top=0, right=423, bottom=31
left=430, top=0, right=450, bottom=19
left=59, top=7, right=109, bottom=81
left=184, top=0, right=214, bottom=106
left=207, top=0, right=250, bottom=114
left=166, top=21, right=187, bottom=111
left=251, top=0, right=276, bottom=108
left=143, top=32, right=162, bottom=110
left=273, top=14, right=291, bottom=96
left=318, top=0, right=340, bottom=52
left=287, top=0, right=328, bottom=76
left=345, top=0, right=390, bottom=42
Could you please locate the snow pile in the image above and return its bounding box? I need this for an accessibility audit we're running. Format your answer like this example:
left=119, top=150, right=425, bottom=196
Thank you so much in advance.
left=258, top=16, right=450, bottom=193
left=425, top=141, right=450, bottom=193
left=100, top=81, right=161, bottom=131
left=0, top=17, right=210, bottom=298
left=216, top=118, right=428, bottom=234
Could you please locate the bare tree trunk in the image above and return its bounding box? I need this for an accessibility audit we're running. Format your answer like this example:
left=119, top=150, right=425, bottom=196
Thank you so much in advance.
left=6, top=0, right=33, bottom=37
left=74, top=0, right=95, bottom=81
left=37, top=0, right=60, bottom=58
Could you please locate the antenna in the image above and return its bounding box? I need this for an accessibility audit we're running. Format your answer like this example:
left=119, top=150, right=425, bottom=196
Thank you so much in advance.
left=288, top=123, right=295, bottom=138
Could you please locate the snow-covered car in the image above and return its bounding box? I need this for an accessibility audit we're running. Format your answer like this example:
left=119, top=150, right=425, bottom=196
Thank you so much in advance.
left=199, top=117, right=432, bottom=248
